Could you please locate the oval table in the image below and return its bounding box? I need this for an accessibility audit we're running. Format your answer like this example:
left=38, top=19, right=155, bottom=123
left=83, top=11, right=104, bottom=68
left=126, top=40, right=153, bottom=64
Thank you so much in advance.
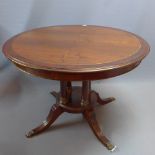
left=2, top=25, right=150, bottom=151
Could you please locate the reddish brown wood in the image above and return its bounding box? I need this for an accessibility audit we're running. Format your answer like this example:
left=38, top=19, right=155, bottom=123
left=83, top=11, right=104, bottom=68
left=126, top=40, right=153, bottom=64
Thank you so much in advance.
left=66, top=81, right=72, bottom=102
left=26, top=103, right=63, bottom=138
left=2, top=25, right=150, bottom=151
left=59, top=81, right=68, bottom=104
left=12, top=60, right=142, bottom=81
left=25, top=81, right=116, bottom=151
left=2, top=25, right=150, bottom=81
left=91, top=91, right=115, bottom=106
left=83, top=108, right=116, bottom=151
left=50, top=91, right=59, bottom=100
left=81, top=81, right=91, bottom=106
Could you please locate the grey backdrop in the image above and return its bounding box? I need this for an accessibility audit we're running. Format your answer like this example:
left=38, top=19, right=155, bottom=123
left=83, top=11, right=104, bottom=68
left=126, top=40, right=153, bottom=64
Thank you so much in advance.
left=0, top=0, right=154, bottom=155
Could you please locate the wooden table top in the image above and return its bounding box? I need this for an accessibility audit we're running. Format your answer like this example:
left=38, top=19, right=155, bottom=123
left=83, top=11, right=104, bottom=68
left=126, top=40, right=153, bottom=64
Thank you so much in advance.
left=3, top=25, right=150, bottom=81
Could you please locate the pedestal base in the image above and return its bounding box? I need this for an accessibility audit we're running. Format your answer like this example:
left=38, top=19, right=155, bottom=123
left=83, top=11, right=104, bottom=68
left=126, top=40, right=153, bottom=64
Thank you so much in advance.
left=26, top=81, right=116, bottom=151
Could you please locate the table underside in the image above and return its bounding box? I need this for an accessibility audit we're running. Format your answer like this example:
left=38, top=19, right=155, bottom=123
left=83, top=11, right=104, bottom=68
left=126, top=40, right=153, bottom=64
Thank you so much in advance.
left=26, top=81, right=116, bottom=151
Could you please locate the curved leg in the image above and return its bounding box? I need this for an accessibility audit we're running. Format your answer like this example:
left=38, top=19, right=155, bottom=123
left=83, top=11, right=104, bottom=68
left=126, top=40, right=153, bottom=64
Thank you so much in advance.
left=50, top=91, right=59, bottom=103
left=50, top=91, right=59, bottom=98
left=91, top=91, right=115, bottom=106
left=83, top=108, right=116, bottom=151
left=26, top=104, right=63, bottom=138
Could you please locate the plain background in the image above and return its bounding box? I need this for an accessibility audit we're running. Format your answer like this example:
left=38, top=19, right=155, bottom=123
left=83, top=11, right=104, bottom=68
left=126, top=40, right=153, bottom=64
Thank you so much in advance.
left=0, top=0, right=154, bottom=155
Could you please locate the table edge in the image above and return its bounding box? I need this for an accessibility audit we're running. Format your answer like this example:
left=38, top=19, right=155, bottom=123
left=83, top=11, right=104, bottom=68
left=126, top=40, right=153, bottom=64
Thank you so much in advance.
left=2, top=25, right=150, bottom=73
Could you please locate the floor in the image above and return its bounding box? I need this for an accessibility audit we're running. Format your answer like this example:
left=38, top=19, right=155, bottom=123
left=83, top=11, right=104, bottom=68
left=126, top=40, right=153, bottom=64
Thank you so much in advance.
left=0, top=65, right=154, bottom=155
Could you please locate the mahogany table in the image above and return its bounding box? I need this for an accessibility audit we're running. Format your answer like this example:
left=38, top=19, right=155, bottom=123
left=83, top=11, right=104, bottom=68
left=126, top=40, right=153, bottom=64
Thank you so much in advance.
left=2, top=25, right=150, bottom=151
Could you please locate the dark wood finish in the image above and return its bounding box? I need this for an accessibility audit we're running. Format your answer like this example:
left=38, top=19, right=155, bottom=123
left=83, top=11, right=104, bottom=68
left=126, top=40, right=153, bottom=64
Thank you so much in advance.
left=91, top=91, right=115, bottom=105
left=11, top=60, right=142, bottom=81
left=26, top=103, right=63, bottom=138
left=83, top=108, right=115, bottom=151
left=2, top=25, right=150, bottom=81
left=81, top=81, right=91, bottom=106
left=2, top=25, right=150, bottom=151
left=26, top=81, right=116, bottom=151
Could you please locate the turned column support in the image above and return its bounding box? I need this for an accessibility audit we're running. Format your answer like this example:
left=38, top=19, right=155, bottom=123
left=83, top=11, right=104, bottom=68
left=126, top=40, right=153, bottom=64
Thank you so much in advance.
left=60, top=81, right=72, bottom=104
left=81, top=81, right=91, bottom=107
left=26, top=80, right=116, bottom=151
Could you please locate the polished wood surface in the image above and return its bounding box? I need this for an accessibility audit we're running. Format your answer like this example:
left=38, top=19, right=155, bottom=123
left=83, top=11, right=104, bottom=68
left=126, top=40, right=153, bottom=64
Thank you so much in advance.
left=2, top=26, right=150, bottom=151
left=26, top=81, right=116, bottom=151
left=3, top=25, right=150, bottom=81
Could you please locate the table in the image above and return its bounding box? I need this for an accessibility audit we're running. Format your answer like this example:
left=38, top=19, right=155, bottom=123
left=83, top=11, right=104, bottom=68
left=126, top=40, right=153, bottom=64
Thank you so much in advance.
left=2, top=25, right=150, bottom=151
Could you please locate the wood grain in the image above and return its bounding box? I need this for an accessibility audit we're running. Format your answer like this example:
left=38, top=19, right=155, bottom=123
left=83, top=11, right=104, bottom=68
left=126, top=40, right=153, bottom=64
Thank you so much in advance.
left=2, top=25, right=150, bottom=80
left=2, top=26, right=150, bottom=150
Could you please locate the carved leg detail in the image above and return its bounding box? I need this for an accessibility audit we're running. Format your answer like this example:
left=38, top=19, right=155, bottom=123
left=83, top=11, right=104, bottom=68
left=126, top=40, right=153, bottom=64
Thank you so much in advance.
left=83, top=108, right=116, bottom=151
left=91, top=91, right=115, bottom=106
left=26, top=104, right=63, bottom=138
left=27, top=80, right=117, bottom=151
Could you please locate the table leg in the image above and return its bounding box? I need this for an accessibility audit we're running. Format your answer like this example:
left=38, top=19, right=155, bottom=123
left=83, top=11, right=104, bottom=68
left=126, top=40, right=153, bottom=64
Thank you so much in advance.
left=26, top=104, right=63, bottom=138
left=83, top=108, right=116, bottom=151
left=91, top=91, right=115, bottom=106
left=26, top=81, right=68, bottom=138
left=81, top=81, right=116, bottom=151
left=81, top=81, right=91, bottom=106
left=26, top=80, right=117, bottom=151
left=50, top=91, right=59, bottom=102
